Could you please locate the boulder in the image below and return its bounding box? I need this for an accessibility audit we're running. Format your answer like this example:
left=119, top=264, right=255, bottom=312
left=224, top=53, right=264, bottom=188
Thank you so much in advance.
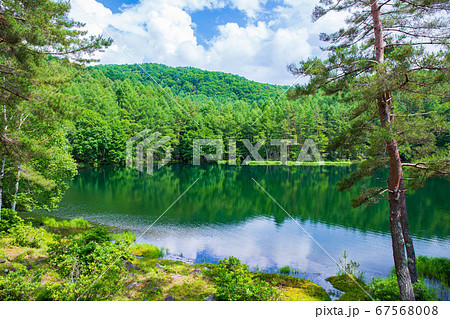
left=164, top=295, right=176, bottom=301
left=126, top=282, right=139, bottom=290
left=190, top=268, right=202, bottom=276
left=204, top=295, right=215, bottom=301
left=124, top=260, right=141, bottom=271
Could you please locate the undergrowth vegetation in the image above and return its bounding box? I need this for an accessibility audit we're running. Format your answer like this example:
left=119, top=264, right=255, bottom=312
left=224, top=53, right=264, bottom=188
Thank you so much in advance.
left=0, top=210, right=447, bottom=301
left=416, top=256, right=450, bottom=287
left=130, top=244, right=165, bottom=258
left=369, top=276, right=439, bottom=301
left=36, top=216, right=90, bottom=229
left=209, top=257, right=280, bottom=301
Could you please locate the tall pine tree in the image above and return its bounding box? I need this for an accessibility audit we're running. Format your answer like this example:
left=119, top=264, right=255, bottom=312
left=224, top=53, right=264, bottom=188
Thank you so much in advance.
left=288, top=0, right=449, bottom=300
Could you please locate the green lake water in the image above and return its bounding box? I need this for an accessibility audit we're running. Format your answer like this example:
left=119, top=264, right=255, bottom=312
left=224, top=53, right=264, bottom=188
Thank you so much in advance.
left=44, top=165, right=449, bottom=288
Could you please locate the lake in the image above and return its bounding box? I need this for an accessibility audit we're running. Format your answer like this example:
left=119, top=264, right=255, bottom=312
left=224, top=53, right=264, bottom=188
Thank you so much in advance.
left=41, top=165, right=449, bottom=289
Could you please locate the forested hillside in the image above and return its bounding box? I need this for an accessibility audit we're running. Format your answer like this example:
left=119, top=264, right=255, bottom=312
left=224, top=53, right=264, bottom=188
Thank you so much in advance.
left=91, top=63, right=286, bottom=104
left=65, top=63, right=449, bottom=167
left=66, top=63, right=357, bottom=166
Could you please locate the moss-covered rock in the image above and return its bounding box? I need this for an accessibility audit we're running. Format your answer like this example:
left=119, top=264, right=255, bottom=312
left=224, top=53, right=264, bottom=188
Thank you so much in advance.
left=257, top=273, right=331, bottom=301
left=326, top=274, right=370, bottom=301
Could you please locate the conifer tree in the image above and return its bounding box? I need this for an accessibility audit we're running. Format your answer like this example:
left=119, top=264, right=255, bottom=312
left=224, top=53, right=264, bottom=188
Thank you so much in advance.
left=288, top=0, right=449, bottom=300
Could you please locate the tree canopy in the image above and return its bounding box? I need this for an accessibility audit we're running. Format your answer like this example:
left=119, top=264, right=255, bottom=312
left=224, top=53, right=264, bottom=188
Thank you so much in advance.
left=0, top=0, right=110, bottom=213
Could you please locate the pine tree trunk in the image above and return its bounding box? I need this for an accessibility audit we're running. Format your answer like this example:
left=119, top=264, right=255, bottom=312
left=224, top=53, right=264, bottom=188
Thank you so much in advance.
left=11, top=165, right=21, bottom=212
left=370, top=0, right=415, bottom=300
left=400, top=189, right=418, bottom=283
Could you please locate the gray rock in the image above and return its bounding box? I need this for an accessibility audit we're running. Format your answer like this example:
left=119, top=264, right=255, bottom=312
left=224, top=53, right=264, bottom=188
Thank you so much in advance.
left=126, top=282, right=139, bottom=290
left=0, top=259, right=6, bottom=264
left=124, top=260, right=141, bottom=271
left=164, top=295, right=176, bottom=301
left=152, top=287, right=159, bottom=291
left=124, top=260, right=133, bottom=270
left=155, top=263, right=162, bottom=268
left=2, top=266, right=16, bottom=273
left=190, top=268, right=202, bottom=276
left=26, top=264, right=33, bottom=270
left=204, top=295, right=215, bottom=301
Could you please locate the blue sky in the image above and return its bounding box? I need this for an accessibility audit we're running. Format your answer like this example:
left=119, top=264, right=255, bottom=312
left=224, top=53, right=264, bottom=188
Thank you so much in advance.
left=70, top=0, right=346, bottom=85
left=190, top=7, right=247, bottom=47
left=96, top=0, right=139, bottom=14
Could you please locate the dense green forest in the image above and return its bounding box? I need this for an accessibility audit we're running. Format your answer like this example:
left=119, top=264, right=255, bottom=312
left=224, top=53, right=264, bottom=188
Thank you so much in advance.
left=91, top=63, right=286, bottom=104
left=66, top=63, right=448, bottom=169
left=66, top=63, right=358, bottom=166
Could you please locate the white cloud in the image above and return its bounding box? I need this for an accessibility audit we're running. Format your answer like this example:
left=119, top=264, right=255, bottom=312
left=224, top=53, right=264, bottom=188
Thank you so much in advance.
left=69, top=0, right=346, bottom=85
left=70, top=0, right=112, bottom=35
left=229, top=0, right=266, bottom=18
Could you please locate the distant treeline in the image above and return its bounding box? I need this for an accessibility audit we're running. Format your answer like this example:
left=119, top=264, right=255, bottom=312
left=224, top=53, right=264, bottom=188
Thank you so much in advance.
left=65, top=63, right=443, bottom=166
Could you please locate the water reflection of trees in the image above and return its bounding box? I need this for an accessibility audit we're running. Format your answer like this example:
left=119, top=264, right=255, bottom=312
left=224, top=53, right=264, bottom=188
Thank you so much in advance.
left=70, top=165, right=448, bottom=239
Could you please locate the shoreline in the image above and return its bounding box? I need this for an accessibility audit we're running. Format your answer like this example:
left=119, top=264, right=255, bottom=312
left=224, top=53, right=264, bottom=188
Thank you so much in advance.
left=1, top=212, right=447, bottom=301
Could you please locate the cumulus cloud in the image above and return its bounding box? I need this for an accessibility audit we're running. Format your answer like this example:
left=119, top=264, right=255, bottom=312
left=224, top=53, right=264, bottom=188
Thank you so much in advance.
left=69, top=0, right=346, bottom=85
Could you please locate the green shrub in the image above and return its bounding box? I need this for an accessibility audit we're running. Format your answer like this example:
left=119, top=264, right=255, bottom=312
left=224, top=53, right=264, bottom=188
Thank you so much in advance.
left=369, top=276, right=439, bottom=301
left=130, top=243, right=164, bottom=258
left=211, top=257, right=279, bottom=301
left=47, top=227, right=131, bottom=300
left=279, top=266, right=290, bottom=274
left=0, top=269, right=42, bottom=301
left=114, top=231, right=136, bottom=246
left=9, top=224, right=53, bottom=248
left=0, top=209, right=25, bottom=233
left=337, top=251, right=364, bottom=279
left=80, top=227, right=111, bottom=244
left=416, top=256, right=450, bottom=287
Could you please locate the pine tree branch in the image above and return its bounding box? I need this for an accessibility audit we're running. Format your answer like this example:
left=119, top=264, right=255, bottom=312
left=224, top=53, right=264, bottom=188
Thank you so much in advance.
left=386, top=42, right=449, bottom=47
left=402, top=162, right=428, bottom=169
left=0, top=85, right=31, bottom=101
left=396, top=111, right=437, bottom=117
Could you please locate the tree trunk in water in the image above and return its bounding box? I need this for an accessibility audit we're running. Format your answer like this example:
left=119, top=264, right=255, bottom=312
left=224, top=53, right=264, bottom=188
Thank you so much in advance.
left=0, top=157, right=5, bottom=219
left=370, top=0, right=415, bottom=300
left=400, top=189, right=418, bottom=283
left=11, top=165, right=21, bottom=212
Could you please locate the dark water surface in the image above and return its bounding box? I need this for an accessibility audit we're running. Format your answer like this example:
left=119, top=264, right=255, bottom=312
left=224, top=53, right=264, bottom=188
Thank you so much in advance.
left=43, top=165, right=449, bottom=288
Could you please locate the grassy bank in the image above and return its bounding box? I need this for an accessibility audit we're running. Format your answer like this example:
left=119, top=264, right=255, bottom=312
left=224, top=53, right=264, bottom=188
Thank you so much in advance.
left=217, top=160, right=354, bottom=166
left=0, top=210, right=444, bottom=301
